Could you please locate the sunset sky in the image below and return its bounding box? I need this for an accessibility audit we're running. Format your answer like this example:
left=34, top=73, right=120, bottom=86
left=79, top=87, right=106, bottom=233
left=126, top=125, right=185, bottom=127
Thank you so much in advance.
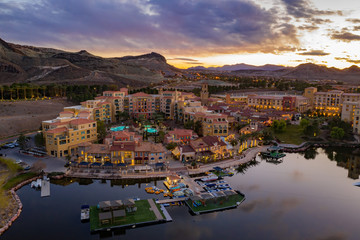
left=1, top=0, right=360, bottom=69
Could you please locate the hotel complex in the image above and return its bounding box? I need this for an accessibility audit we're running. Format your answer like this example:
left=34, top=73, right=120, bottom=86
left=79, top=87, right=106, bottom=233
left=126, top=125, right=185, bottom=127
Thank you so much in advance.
left=42, top=84, right=360, bottom=159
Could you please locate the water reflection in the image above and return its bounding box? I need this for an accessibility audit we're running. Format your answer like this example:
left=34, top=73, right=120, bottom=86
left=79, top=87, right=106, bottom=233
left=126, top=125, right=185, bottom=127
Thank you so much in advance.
left=2, top=148, right=360, bottom=240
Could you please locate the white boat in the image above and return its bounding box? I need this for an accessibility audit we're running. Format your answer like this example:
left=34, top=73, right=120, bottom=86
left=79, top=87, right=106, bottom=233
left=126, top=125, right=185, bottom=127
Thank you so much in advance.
left=81, top=205, right=90, bottom=221
left=30, top=179, right=42, bottom=189
left=201, top=175, right=218, bottom=182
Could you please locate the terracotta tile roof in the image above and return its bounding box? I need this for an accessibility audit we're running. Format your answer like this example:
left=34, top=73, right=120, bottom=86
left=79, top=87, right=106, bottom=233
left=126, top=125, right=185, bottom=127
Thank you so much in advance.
left=49, top=121, right=69, bottom=126
left=70, top=119, right=95, bottom=125
left=202, top=136, right=227, bottom=147
left=168, top=128, right=194, bottom=136
left=131, top=92, right=151, bottom=97
left=180, top=145, right=195, bottom=153
left=46, top=127, right=67, bottom=134
left=110, top=142, right=135, bottom=151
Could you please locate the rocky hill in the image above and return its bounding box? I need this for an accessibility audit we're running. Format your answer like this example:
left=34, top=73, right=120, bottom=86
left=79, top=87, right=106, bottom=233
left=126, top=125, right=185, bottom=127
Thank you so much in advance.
left=190, top=62, right=360, bottom=84
left=0, top=38, right=182, bottom=86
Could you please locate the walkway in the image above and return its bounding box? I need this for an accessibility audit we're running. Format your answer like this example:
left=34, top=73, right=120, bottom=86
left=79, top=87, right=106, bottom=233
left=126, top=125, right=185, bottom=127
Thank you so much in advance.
left=181, top=175, right=203, bottom=194
left=147, top=199, right=163, bottom=221
left=65, top=146, right=266, bottom=179
left=159, top=204, right=172, bottom=222
left=156, top=197, right=188, bottom=204
left=188, top=146, right=266, bottom=174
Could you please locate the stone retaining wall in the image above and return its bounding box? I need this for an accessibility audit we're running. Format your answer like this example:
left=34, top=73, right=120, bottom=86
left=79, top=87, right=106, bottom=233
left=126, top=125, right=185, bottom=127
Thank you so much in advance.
left=0, top=176, right=40, bottom=236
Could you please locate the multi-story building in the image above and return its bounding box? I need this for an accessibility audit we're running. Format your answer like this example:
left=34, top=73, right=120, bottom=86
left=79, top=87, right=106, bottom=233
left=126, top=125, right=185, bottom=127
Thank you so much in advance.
left=248, top=94, right=309, bottom=112
left=42, top=118, right=97, bottom=157
left=314, top=90, right=343, bottom=116
left=126, top=92, right=159, bottom=119
left=202, top=113, right=229, bottom=137
left=78, top=135, right=167, bottom=165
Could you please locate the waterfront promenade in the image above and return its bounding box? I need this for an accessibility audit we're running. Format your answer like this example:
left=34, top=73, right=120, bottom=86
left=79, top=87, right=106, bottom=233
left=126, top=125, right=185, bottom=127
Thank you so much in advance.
left=65, top=146, right=266, bottom=179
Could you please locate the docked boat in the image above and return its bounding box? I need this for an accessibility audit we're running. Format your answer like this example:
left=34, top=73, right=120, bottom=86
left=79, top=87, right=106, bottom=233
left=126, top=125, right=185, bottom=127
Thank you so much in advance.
left=81, top=205, right=90, bottom=222
left=201, top=175, right=218, bottom=182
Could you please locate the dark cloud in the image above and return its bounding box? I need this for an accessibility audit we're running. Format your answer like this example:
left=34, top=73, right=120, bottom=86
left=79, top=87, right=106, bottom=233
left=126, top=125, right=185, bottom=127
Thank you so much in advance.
left=0, top=0, right=299, bottom=56
left=184, top=62, right=204, bottom=65
left=298, top=25, right=319, bottom=31
left=346, top=18, right=360, bottom=24
left=281, top=0, right=342, bottom=19
left=331, top=31, right=360, bottom=42
left=169, top=58, right=199, bottom=62
left=298, top=50, right=330, bottom=56
left=335, top=57, right=360, bottom=64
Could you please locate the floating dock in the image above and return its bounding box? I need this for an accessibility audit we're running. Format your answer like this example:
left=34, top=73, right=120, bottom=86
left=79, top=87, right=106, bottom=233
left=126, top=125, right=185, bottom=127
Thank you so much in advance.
left=40, top=179, right=50, bottom=197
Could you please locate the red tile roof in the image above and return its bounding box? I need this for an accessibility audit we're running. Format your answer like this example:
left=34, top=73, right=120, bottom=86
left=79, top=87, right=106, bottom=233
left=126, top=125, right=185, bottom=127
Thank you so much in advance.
left=131, top=92, right=151, bottom=97
left=46, top=127, right=67, bottom=134
left=70, top=119, right=95, bottom=125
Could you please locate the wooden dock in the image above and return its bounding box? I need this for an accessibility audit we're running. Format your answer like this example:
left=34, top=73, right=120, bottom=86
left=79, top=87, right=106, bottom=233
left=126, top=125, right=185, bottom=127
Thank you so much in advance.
left=156, top=197, right=188, bottom=204
left=160, top=204, right=172, bottom=222
left=41, top=179, right=50, bottom=197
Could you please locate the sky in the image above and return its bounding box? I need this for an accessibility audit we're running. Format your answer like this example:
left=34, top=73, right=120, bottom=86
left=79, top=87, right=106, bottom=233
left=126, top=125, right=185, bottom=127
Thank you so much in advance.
left=1, top=0, right=360, bottom=69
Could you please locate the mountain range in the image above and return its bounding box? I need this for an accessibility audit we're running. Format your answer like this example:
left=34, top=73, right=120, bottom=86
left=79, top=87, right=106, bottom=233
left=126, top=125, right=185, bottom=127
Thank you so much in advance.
left=0, top=38, right=181, bottom=86
left=1, top=38, right=360, bottom=86
left=189, top=62, right=360, bottom=84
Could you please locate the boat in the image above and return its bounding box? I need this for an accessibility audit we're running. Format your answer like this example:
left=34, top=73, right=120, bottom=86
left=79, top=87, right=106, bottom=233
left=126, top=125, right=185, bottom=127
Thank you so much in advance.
left=353, top=182, right=360, bottom=187
left=201, top=175, right=218, bottom=182
left=30, top=178, right=42, bottom=189
left=81, top=205, right=90, bottom=222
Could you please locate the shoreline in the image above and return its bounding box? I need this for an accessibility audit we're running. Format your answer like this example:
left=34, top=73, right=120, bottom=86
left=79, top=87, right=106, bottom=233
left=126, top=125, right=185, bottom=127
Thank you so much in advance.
left=65, top=146, right=267, bottom=180
left=0, top=176, right=41, bottom=236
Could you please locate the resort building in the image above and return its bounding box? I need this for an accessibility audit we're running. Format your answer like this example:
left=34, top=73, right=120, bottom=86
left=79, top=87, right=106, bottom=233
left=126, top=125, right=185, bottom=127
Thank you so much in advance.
left=175, top=136, right=230, bottom=163
left=202, top=113, right=229, bottom=137
left=164, top=128, right=197, bottom=144
left=126, top=92, right=159, bottom=119
left=42, top=118, right=97, bottom=157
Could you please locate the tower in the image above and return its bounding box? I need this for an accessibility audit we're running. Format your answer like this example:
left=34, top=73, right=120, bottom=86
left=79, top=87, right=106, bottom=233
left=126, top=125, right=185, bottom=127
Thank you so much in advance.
left=200, top=83, right=209, bottom=105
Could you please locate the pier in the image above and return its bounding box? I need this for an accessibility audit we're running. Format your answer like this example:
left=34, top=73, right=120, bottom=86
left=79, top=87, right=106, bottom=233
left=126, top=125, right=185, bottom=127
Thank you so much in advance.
left=40, top=179, right=50, bottom=197
left=156, top=197, right=188, bottom=204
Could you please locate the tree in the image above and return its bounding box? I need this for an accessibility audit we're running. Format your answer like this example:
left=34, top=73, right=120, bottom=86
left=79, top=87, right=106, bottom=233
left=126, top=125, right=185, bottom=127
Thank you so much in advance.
left=166, top=142, right=178, bottom=150
left=97, top=121, right=107, bottom=143
left=330, top=127, right=345, bottom=140
left=34, top=132, right=45, bottom=147
left=17, top=133, right=27, bottom=150
left=157, top=130, right=165, bottom=143
left=194, top=120, right=202, bottom=136
left=300, top=118, right=310, bottom=129
left=230, top=139, right=238, bottom=147
left=271, top=120, right=286, bottom=133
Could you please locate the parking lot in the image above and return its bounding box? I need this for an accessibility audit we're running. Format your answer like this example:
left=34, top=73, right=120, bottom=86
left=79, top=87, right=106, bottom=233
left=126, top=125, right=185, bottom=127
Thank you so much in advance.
left=0, top=134, right=67, bottom=173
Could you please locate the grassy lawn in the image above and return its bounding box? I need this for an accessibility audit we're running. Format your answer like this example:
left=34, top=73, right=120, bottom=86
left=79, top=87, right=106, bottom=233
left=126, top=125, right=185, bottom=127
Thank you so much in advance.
left=0, top=174, right=11, bottom=209
left=274, top=124, right=304, bottom=145
left=187, top=194, right=244, bottom=213
left=2, top=172, right=38, bottom=190
left=90, top=199, right=162, bottom=231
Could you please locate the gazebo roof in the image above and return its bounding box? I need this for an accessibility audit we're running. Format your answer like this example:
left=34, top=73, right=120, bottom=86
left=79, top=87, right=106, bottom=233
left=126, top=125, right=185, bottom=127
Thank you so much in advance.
left=99, top=201, right=111, bottom=209
left=113, top=209, right=126, bottom=218
left=99, top=211, right=112, bottom=221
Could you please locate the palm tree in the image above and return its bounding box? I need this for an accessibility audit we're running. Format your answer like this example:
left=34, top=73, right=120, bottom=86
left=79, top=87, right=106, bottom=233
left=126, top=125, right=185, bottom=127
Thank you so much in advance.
left=22, top=86, right=27, bottom=100
left=16, top=87, right=20, bottom=100
left=0, top=86, right=3, bottom=101
left=41, top=86, right=46, bottom=98
left=9, top=88, right=14, bottom=100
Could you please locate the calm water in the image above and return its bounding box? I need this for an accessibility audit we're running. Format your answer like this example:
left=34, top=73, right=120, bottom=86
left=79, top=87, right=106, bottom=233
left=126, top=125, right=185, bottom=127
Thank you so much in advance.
left=3, top=148, right=360, bottom=240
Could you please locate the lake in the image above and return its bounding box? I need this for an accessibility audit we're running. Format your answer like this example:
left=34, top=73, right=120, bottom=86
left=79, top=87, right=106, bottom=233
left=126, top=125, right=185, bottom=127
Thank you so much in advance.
left=2, top=147, right=360, bottom=240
